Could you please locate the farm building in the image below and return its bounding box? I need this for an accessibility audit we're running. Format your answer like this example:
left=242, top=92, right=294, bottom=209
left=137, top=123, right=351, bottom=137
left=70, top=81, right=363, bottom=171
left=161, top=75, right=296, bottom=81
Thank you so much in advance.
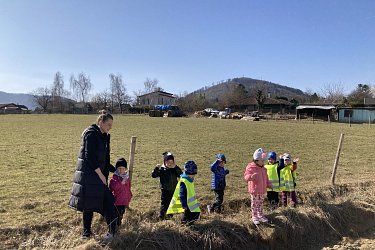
left=337, top=107, right=375, bottom=123
left=72, top=102, right=94, bottom=114
left=137, top=90, right=176, bottom=108
left=0, top=103, right=30, bottom=114
left=263, top=98, right=294, bottom=113
left=231, top=97, right=293, bottom=113
left=296, top=105, right=336, bottom=121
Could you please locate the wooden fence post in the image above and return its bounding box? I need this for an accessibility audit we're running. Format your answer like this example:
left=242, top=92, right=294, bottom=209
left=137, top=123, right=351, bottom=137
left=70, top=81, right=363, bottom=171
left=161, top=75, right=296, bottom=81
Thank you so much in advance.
left=369, top=116, right=371, bottom=128
left=331, top=133, right=344, bottom=185
left=349, top=115, right=351, bottom=127
left=128, top=136, right=137, bottom=181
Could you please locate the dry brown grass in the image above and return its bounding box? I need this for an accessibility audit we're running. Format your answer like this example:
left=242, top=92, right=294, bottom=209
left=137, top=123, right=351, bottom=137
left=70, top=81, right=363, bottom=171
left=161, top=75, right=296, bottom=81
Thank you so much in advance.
left=0, top=115, right=374, bottom=249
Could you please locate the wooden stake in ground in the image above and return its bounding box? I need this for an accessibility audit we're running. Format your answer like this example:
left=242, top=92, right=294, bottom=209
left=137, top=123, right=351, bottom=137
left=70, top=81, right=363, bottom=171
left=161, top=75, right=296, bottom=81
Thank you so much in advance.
left=128, top=136, right=137, bottom=181
left=331, top=133, right=344, bottom=185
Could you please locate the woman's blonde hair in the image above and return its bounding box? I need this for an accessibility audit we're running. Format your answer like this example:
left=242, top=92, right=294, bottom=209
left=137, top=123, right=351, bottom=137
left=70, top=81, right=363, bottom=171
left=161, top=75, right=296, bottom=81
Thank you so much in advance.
left=97, top=110, right=113, bottom=124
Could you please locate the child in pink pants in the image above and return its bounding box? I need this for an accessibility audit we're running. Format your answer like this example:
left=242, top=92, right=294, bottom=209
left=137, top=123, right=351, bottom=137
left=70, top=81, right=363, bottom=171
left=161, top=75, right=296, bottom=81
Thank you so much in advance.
left=244, top=148, right=272, bottom=225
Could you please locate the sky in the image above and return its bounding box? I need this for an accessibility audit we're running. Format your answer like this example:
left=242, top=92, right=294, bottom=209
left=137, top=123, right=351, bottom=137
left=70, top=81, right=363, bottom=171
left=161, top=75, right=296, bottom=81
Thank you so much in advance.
left=0, top=0, right=374, bottom=97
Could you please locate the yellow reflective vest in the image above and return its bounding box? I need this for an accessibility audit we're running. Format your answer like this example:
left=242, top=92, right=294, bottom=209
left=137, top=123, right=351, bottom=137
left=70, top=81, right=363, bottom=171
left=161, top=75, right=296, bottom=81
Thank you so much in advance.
left=167, top=177, right=201, bottom=214
left=265, top=163, right=280, bottom=192
left=280, top=165, right=297, bottom=191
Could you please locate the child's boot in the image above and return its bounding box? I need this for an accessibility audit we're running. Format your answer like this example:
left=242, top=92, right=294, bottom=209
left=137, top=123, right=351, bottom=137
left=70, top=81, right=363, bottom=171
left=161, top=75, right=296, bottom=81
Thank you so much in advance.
left=252, top=217, right=260, bottom=225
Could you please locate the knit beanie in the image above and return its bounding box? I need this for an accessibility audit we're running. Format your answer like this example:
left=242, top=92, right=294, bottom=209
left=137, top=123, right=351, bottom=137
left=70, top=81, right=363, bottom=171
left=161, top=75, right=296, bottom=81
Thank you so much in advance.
left=163, top=152, right=174, bottom=162
left=283, top=153, right=292, bottom=161
left=116, top=158, right=128, bottom=169
left=253, top=148, right=266, bottom=161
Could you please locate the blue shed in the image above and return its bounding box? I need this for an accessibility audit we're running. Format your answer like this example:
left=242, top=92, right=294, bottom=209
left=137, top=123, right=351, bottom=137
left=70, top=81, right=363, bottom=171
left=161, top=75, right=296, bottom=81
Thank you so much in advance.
left=338, top=107, right=375, bottom=123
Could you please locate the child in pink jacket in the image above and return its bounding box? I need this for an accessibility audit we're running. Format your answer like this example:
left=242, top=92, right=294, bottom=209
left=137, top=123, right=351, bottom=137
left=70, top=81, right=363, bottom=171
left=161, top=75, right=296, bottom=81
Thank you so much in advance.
left=109, top=158, right=133, bottom=226
left=244, top=148, right=271, bottom=225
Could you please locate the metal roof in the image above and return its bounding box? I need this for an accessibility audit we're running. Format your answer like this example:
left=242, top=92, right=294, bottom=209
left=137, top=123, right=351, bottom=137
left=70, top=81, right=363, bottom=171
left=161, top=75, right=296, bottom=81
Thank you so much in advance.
left=296, top=105, right=335, bottom=110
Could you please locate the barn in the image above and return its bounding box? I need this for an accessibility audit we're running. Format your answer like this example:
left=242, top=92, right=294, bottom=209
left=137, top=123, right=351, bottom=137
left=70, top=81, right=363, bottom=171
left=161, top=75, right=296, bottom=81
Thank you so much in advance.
left=296, top=105, right=336, bottom=121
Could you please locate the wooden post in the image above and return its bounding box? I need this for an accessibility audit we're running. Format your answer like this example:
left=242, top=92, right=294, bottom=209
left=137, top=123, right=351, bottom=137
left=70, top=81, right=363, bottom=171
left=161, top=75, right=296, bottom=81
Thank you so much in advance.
left=331, top=133, right=344, bottom=185
left=349, top=114, right=351, bottom=127
left=369, top=116, right=371, bottom=128
left=128, top=136, right=137, bottom=180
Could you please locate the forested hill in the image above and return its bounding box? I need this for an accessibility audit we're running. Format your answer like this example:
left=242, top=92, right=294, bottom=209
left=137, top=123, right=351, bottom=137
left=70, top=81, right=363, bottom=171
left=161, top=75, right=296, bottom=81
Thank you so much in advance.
left=187, top=77, right=308, bottom=101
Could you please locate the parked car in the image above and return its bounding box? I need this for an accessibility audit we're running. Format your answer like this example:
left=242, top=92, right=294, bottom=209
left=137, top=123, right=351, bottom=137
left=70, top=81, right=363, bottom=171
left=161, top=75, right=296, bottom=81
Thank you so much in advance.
left=204, top=108, right=219, bottom=115
left=219, top=108, right=231, bottom=119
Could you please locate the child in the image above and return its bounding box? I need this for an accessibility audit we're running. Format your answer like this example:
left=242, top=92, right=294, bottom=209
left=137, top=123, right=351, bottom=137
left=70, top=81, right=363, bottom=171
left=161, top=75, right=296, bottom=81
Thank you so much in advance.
left=244, top=148, right=271, bottom=225
left=109, top=158, right=132, bottom=226
left=151, top=152, right=183, bottom=220
left=264, top=151, right=284, bottom=209
left=208, top=154, right=229, bottom=213
left=167, top=160, right=201, bottom=225
left=280, top=153, right=298, bottom=207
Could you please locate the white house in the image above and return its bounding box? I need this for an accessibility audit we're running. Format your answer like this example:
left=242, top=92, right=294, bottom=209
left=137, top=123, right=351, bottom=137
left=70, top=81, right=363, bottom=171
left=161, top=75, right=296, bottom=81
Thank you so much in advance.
left=137, top=90, right=176, bottom=107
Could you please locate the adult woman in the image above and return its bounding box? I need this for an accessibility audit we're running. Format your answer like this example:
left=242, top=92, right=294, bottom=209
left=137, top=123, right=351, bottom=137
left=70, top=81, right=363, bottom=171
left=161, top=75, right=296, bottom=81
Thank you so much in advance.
left=69, top=111, right=117, bottom=242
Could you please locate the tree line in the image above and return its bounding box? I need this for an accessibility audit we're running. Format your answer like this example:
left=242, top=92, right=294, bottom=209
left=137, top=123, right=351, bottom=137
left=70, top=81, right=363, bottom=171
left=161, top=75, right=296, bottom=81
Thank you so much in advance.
left=31, top=72, right=162, bottom=114
left=31, top=72, right=374, bottom=114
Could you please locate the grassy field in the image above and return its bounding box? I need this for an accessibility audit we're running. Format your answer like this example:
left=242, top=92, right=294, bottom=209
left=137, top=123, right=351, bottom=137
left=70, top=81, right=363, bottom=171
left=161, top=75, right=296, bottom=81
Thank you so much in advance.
left=0, top=114, right=374, bottom=249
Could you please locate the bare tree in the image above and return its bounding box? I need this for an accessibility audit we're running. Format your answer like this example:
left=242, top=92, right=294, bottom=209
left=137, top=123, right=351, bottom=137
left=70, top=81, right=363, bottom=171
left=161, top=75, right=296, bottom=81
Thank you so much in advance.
left=347, top=83, right=373, bottom=106
left=221, top=84, right=248, bottom=110
left=176, top=93, right=208, bottom=112
left=109, top=73, right=129, bottom=113
left=247, top=82, right=267, bottom=111
left=31, top=87, right=52, bottom=112
left=255, top=89, right=266, bottom=111
left=91, top=90, right=111, bottom=112
left=319, top=82, right=345, bottom=104
left=51, top=71, right=64, bottom=112
left=70, top=73, right=92, bottom=103
left=132, top=89, right=144, bottom=106
left=304, top=88, right=321, bottom=103
left=144, top=78, right=159, bottom=93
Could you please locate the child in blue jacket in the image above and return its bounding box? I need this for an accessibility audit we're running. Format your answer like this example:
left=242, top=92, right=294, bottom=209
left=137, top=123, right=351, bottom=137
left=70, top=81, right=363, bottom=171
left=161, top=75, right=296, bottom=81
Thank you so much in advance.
left=207, top=154, right=229, bottom=213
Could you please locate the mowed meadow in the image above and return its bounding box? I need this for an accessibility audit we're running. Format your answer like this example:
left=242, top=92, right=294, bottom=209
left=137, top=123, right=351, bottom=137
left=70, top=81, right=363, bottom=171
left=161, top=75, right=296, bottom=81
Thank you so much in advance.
left=0, top=114, right=374, bottom=249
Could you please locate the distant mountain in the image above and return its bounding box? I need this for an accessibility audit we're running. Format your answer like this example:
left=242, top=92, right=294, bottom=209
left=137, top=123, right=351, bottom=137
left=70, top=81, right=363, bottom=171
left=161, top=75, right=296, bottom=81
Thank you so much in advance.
left=0, top=91, right=37, bottom=110
left=188, top=77, right=308, bottom=101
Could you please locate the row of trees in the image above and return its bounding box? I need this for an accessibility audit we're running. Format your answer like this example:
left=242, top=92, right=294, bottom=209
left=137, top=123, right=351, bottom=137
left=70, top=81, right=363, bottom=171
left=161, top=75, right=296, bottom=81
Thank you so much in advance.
left=31, top=72, right=162, bottom=113
left=307, top=83, right=374, bottom=106
left=31, top=73, right=374, bottom=114
left=177, top=82, right=375, bottom=113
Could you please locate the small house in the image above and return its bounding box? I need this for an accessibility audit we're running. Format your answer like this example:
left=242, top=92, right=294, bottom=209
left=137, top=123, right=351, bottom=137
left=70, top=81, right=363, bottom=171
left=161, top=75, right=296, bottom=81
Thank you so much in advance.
left=137, top=90, right=176, bottom=108
left=0, top=103, right=30, bottom=114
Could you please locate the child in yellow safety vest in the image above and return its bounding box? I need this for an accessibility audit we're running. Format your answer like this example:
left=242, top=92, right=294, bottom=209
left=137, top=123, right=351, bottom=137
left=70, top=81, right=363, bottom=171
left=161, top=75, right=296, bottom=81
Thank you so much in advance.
left=264, top=151, right=285, bottom=209
left=167, top=160, right=201, bottom=225
left=279, top=153, right=298, bottom=207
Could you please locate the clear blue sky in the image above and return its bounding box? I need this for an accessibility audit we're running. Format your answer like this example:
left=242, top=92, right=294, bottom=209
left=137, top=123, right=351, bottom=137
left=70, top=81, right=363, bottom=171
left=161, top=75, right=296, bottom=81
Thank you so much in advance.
left=0, top=0, right=374, bottom=97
